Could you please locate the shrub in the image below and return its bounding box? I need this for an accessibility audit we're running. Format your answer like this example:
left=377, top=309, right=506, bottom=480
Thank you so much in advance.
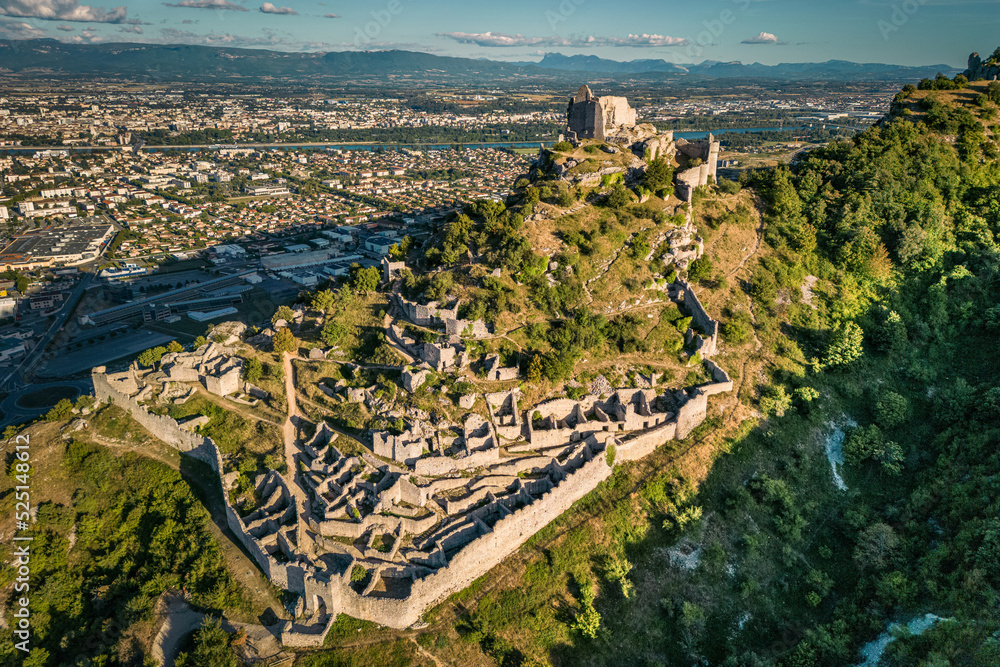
left=688, top=256, right=715, bottom=283
left=556, top=188, right=575, bottom=207
left=723, top=312, right=753, bottom=345
left=45, top=398, right=74, bottom=422
left=553, top=141, right=573, bottom=152
left=718, top=178, right=742, bottom=195
left=243, top=357, right=263, bottom=384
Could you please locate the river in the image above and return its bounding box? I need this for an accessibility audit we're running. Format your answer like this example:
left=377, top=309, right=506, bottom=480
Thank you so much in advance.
left=1, top=125, right=836, bottom=155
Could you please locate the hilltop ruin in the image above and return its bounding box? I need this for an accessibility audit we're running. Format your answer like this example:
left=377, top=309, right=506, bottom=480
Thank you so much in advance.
left=89, top=274, right=731, bottom=634
left=560, top=85, right=720, bottom=202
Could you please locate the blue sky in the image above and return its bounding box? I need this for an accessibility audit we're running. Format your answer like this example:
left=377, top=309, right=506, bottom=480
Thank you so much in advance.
left=0, top=0, right=996, bottom=66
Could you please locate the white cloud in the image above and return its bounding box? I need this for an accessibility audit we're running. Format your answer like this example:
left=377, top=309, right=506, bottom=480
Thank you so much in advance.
left=742, top=31, right=779, bottom=44
left=55, top=21, right=72, bottom=29
left=118, top=23, right=140, bottom=33
left=259, top=2, right=295, bottom=14
left=438, top=31, right=687, bottom=48
left=0, top=18, right=46, bottom=37
left=67, top=26, right=101, bottom=41
left=323, top=12, right=339, bottom=18
left=0, top=0, right=127, bottom=23
left=164, top=0, right=248, bottom=11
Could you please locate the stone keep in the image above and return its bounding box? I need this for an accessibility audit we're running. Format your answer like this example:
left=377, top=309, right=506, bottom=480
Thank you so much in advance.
left=205, top=367, right=241, bottom=397
left=567, top=85, right=637, bottom=142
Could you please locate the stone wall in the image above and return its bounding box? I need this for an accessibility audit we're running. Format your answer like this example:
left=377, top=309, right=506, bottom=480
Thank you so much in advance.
left=325, top=452, right=616, bottom=629
left=393, top=293, right=489, bottom=340
left=92, top=367, right=321, bottom=641
left=674, top=136, right=720, bottom=202
left=676, top=279, right=719, bottom=358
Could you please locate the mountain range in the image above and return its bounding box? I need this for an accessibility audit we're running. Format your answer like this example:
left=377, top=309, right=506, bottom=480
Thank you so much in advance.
left=0, top=39, right=961, bottom=85
left=524, top=53, right=959, bottom=80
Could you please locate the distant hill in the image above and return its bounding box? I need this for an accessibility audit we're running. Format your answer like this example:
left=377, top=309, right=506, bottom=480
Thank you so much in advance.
left=524, top=52, right=960, bottom=81
left=0, top=40, right=540, bottom=84
left=0, top=39, right=961, bottom=84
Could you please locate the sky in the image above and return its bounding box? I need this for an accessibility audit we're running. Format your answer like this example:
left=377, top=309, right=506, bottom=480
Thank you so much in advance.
left=0, top=0, right=996, bottom=67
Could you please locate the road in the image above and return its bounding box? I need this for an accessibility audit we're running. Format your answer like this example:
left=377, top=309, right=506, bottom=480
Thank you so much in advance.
left=0, top=273, right=95, bottom=427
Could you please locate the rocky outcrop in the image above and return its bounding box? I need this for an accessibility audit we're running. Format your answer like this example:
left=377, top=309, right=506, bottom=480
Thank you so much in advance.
left=964, top=49, right=1000, bottom=82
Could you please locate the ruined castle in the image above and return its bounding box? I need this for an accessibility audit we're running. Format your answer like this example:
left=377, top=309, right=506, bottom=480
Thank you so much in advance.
left=566, top=84, right=638, bottom=142
left=561, top=84, right=720, bottom=202
left=89, top=276, right=731, bottom=633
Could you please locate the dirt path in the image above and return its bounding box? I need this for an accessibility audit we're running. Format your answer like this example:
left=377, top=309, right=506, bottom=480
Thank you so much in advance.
left=192, top=385, right=283, bottom=427
left=282, top=351, right=312, bottom=549
left=151, top=594, right=206, bottom=667
left=151, top=591, right=293, bottom=667
left=409, top=636, right=445, bottom=666
left=725, top=195, right=766, bottom=280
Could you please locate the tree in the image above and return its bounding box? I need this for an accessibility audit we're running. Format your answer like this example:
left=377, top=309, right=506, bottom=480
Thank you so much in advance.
left=872, top=309, right=907, bottom=354
left=844, top=424, right=903, bottom=475
left=557, top=188, right=575, bottom=208
left=875, top=391, right=909, bottom=428
left=137, top=345, right=167, bottom=368
left=321, top=319, right=348, bottom=346
left=272, top=327, right=297, bottom=355
left=175, top=617, right=239, bottom=667
left=349, top=264, right=381, bottom=293
left=854, top=522, right=900, bottom=572
left=643, top=156, right=674, bottom=193
left=822, top=322, right=864, bottom=369
left=688, top=256, right=715, bottom=283
left=310, top=288, right=335, bottom=314
left=723, top=311, right=753, bottom=345
left=166, top=340, right=184, bottom=354
left=749, top=268, right=778, bottom=306
left=571, top=580, right=602, bottom=639
left=604, top=184, right=631, bottom=209
left=243, top=357, right=262, bottom=384
left=271, top=305, right=294, bottom=325
left=606, top=557, right=634, bottom=599
left=760, top=384, right=792, bottom=417
left=527, top=354, right=544, bottom=384
left=192, top=335, right=207, bottom=349
left=45, top=398, right=74, bottom=422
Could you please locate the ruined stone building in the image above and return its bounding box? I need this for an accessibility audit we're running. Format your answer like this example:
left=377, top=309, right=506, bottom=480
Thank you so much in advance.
left=566, top=84, right=638, bottom=142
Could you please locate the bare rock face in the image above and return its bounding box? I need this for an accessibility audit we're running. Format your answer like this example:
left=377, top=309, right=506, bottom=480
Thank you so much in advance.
left=964, top=49, right=1000, bottom=81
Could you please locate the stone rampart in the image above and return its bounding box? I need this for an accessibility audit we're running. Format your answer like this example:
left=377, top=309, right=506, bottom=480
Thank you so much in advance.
left=676, top=280, right=719, bottom=358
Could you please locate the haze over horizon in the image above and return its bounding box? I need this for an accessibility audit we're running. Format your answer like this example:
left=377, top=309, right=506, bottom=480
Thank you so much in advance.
left=0, top=0, right=995, bottom=68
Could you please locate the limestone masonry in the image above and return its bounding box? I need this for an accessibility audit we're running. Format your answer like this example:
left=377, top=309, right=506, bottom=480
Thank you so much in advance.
left=90, top=271, right=731, bottom=632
